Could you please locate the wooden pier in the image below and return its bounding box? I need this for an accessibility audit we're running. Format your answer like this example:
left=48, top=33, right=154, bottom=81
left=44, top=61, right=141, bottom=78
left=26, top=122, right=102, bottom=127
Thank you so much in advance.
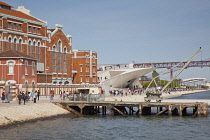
left=53, top=101, right=209, bottom=117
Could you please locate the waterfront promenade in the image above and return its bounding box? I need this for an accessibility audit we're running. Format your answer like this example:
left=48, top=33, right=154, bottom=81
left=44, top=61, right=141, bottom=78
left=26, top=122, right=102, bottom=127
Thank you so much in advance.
left=105, top=89, right=209, bottom=101
left=0, top=89, right=209, bottom=127
left=0, top=95, right=70, bottom=127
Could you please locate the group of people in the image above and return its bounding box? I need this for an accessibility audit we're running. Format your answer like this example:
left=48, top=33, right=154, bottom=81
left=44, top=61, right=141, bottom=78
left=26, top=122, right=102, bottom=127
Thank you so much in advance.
left=110, top=89, right=145, bottom=96
left=17, top=90, right=41, bottom=105
left=58, top=90, right=73, bottom=100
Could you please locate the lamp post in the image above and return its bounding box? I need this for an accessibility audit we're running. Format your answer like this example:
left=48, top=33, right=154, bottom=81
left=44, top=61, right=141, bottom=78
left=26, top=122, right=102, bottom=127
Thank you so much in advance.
left=45, top=68, right=49, bottom=98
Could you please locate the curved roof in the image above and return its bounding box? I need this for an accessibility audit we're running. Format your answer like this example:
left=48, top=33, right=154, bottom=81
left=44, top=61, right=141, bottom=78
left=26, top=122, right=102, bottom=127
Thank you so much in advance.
left=182, top=78, right=207, bottom=83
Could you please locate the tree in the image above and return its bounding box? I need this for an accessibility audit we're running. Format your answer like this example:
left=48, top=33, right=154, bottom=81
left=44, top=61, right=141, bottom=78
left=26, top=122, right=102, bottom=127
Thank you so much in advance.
left=152, top=70, right=160, bottom=86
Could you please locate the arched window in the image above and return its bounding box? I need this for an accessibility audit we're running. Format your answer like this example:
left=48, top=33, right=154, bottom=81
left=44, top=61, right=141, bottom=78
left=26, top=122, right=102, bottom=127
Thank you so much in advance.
left=33, top=41, right=36, bottom=58
left=38, top=42, right=40, bottom=62
left=58, top=40, right=62, bottom=73
left=8, top=61, right=14, bottom=74
left=25, top=61, right=28, bottom=75
left=32, top=82, right=35, bottom=92
left=8, top=37, right=12, bottom=49
left=25, top=81, right=28, bottom=93
left=14, top=38, right=17, bottom=50
left=58, top=40, right=62, bottom=52
left=32, top=61, right=35, bottom=75
left=28, top=41, right=31, bottom=55
left=64, top=48, right=67, bottom=73
left=52, top=46, right=56, bottom=72
left=18, top=39, right=22, bottom=51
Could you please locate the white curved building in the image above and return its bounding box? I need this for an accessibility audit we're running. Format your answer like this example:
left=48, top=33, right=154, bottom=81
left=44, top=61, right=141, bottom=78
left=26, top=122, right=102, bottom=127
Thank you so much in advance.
left=98, top=66, right=156, bottom=94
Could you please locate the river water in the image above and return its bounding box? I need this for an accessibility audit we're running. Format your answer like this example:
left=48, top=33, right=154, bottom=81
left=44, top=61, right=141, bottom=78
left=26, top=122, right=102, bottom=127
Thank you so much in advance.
left=1, top=90, right=210, bottom=140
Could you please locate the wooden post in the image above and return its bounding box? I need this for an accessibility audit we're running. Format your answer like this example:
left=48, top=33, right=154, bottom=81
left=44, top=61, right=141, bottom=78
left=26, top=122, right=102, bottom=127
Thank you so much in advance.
left=109, top=105, right=113, bottom=116
left=168, top=105, right=172, bottom=116
left=139, top=105, right=142, bottom=115
left=179, top=105, right=182, bottom=116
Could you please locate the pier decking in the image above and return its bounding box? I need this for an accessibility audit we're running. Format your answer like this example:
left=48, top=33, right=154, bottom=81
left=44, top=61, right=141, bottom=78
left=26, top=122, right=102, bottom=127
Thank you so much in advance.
left=53, top=101, right=209, bottom=117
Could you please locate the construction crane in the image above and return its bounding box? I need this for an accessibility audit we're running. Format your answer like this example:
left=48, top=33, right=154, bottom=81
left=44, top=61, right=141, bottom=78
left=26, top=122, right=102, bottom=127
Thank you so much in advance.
left=144, top=47, right=202, bottom=102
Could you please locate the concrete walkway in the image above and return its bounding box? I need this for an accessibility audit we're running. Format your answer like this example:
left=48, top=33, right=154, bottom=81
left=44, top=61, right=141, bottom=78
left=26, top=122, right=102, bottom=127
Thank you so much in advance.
left=0, top=95, right=70, bottom=127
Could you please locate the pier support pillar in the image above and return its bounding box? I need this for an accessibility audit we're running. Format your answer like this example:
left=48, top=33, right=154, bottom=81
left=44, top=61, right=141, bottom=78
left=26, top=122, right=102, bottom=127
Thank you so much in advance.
left=197, top=103, right=209, bottom=117
left=179, top=106, right=183, bottom=116
left=138, top=105, right=142, bottom=115
left=168, top=105, right=172, bottom=116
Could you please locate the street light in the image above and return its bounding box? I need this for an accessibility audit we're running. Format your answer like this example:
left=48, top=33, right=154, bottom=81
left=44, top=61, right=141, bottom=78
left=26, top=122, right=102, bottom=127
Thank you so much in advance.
left=45, top=67, right=49, bottom=98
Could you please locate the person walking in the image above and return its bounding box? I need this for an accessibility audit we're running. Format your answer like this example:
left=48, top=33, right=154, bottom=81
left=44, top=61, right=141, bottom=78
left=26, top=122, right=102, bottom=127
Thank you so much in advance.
left=22, top=92, right=27, bottom=105
left=62, top=91, right=66, bottom=101
left=59, top=90, right=62, bottom=100
left=34, top=91, right=37, bottom=103
left=1, top=92, right=5, bottom=103
left=31, top=91, right=34, bottom=101
left=17, top=93, right=22, bottom=105
left=50, top=90, right=55, bottom=101
left=37, top=90, right=40, bottom=100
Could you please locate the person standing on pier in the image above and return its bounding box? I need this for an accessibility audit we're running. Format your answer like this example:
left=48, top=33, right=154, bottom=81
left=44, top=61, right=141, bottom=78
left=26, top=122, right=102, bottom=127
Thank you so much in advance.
left=1, top=92, right=5, bottom=103
left=37, top=90, right=40, bottom=100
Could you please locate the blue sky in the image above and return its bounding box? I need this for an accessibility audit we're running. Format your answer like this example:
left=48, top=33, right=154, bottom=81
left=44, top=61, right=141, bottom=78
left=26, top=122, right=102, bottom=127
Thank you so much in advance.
left=4, top=0, right=210, bottom=81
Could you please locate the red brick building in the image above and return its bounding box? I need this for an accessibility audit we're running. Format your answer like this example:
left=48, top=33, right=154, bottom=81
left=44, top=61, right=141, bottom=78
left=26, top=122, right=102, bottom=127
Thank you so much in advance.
left=72, top=50, right=98, bottom=85
left=0, top=49, right=37, bottom=94
left=46, top=24, right=73, bottom=85
left=0, top=2, right=98, bottom=96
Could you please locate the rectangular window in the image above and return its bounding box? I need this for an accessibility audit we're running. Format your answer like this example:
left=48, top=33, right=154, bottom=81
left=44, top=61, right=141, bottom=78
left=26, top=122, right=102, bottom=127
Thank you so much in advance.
left=13, top=23, right=16, bottom=30
left=8, top=22, right=11, bottom=29
left=93, top=66, right=95, bottom=73
left=25, top=61, right=28, bottom=75
left=18, top=24, right=22, bottom=31
left=28, top=26, right=31, bottom=33
left=32, top=62, right=35, bottom=75
left=32, top=27, right=36, bottom=33
left=80, top=76, right=83, bottom=82
left=86, top=65, right=89, bottom=72
left=37, top=28, right=40, bottom=34
left=9, top=66, right=14, bottom=74
left=80, top=65, right=83, bottom=72
left=86, top=76, right=89, bottom=82
left=86, top=57, right=89, bottom=63
left=58, top=53, right=61, bottom=73
left=38, top=47, right=40, bottom=62
left=93, top=77, right=96, bottom=83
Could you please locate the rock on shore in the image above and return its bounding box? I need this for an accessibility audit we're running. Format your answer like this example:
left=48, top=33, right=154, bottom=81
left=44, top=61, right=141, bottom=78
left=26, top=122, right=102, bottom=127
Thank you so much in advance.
left=0, top=103, right=70, bottom=127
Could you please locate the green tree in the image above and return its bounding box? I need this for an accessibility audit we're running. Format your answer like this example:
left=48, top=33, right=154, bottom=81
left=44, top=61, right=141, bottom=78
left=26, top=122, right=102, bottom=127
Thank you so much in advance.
left=152, top=70, right=160, bottom=86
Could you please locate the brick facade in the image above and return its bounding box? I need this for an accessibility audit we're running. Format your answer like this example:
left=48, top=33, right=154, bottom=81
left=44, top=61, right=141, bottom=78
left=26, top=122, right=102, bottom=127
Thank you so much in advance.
left=0, top=2, right=98, bottom=95
left=72, top=50, right=98, bottom=84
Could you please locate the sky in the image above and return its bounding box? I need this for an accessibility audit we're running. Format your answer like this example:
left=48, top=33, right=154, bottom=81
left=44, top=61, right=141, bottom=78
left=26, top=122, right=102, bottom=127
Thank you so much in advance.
left=4, top=0, right=210, bottom=81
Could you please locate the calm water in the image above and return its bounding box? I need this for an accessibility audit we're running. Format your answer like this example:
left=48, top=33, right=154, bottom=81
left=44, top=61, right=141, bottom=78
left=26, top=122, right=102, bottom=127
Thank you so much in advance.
left=1, top=91, right=210, bottom=140
left=170, top=90, right=210, bottom=99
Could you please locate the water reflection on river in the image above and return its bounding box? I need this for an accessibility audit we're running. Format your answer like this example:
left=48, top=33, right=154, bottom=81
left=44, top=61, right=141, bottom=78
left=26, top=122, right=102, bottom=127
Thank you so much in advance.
left=0, top=91, right=210, bottom=140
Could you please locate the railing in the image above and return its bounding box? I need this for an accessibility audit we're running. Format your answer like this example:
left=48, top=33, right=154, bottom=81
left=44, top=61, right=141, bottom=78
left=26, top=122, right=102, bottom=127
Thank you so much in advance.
left=64, top=94, right=105, bottom=102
